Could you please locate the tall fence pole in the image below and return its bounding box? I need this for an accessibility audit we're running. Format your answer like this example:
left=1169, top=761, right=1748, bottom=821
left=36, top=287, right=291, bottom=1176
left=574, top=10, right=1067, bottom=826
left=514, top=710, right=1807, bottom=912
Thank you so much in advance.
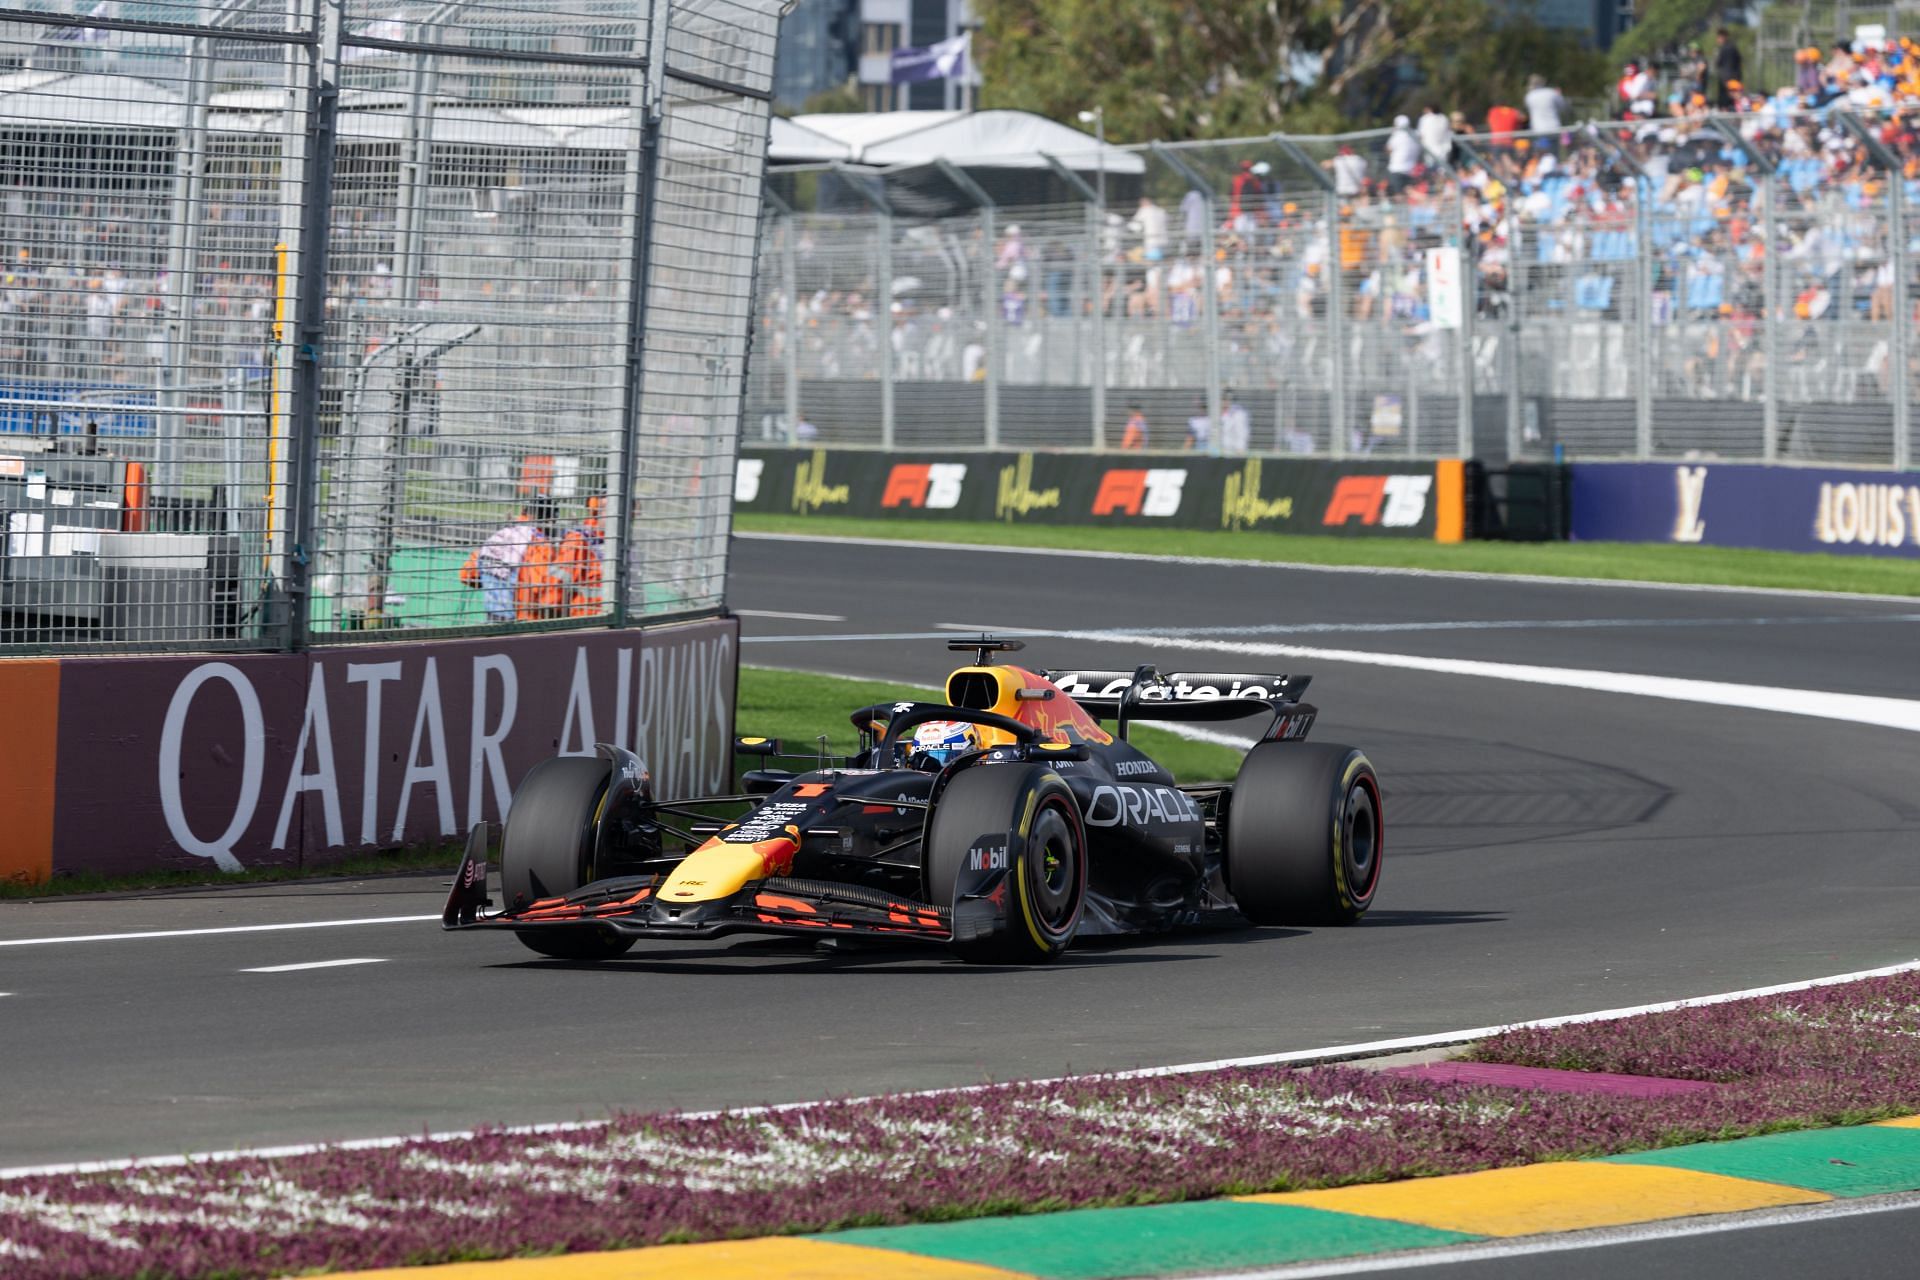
left=1840, top=111, right=1910, bottom=468
left=610, top=70, right=657, bottom=628
left=1152, top=145, right=1224, bottom=451
left=1042, top=153, right=1104, bottom=449
left=1710, top=117, right=1775, bottom=463
left=982, top=201, right=999, bottom=449
left=1506, top=213, right=1525, bottom=461
left=782, top=213, right=801, bottom=445
left=285, top=0, right=338, bottom=651
left=1452, top=165, right=1474, bottom=458
left=395, top=3, right=457, bottom=311
left=938, top=158, right=999, bottom=448
left=1898, top=176, right=1914, bottom=471
left=1635, top=183, right=1655, bottom=458
left=1894, top=176, right=1911, bottom=470
left=1328, top=192, right=1348, bottom=457
left=1088, top=201, right=1106, bottom=448
left=1271, top=135, right=1341, bottom=455
left=878, top=211, right=895, bottom=448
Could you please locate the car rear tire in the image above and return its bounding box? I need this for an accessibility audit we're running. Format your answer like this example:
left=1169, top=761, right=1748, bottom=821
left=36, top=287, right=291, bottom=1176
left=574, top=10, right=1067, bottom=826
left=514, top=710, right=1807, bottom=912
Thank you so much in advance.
left=1227, top=742, right=1382, bottom=926
left=926, top=764, right=1086, bottom=964
left=500, top=756, right=634, bottom=961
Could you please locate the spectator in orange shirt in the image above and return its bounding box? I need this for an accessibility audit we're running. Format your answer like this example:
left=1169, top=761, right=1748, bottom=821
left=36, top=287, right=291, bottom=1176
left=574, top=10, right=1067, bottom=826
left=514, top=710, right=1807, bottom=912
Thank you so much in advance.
left=514, top=498, right=567, bottom=621
left=1120, top=403, right=1149, bottom=449
left=563, top=495, right=606, bottom=618
left=1486, top=102, right=1523, bottom=148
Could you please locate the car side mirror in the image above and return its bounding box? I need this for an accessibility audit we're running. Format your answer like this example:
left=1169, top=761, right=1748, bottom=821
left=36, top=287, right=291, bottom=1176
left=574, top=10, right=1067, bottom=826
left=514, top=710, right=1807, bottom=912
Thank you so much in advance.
left=742, top=769, right=795, bottom=795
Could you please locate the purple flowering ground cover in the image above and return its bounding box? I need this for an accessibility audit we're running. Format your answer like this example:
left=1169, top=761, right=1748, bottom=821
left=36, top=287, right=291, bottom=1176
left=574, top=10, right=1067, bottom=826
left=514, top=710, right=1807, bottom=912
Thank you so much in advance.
left=8, top=973, right=1920, bottom=1280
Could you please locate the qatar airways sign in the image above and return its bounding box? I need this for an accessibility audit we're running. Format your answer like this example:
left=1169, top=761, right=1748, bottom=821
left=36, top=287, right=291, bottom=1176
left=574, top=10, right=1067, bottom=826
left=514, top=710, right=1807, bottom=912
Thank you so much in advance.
left=51, top=618, right=738, bottom=876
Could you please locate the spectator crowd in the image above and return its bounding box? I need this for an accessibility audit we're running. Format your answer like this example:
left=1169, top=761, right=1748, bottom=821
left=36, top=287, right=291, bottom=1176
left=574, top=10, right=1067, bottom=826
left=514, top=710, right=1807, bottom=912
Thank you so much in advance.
left=761, top=28, right=1920, bottom=452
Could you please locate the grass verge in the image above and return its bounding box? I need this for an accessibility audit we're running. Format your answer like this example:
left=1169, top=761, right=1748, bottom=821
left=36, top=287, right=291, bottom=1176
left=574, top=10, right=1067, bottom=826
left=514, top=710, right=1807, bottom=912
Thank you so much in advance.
left=0, top=844, right=463, bottom=901
left=737, top=664, right=1244, bottom=783
left=8, top=971, right=1920, bottom=1278
left=2, top=667, right=1237, bottom=899
left=737, top=513, right=1920, bottom=597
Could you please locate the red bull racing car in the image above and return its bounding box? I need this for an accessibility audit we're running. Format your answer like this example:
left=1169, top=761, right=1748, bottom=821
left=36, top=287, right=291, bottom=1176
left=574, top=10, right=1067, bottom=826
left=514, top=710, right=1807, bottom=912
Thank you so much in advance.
left=443, top=638, right=1383, bottom=964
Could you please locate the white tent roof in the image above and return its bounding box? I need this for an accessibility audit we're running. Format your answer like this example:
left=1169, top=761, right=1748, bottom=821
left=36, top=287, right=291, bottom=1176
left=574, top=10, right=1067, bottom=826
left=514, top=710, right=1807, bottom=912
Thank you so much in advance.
left=769, top=116, right=850, bottom=163
left=786, top=109, right=1142, bottom=174
left=0, top=77, right=1132, bottom=176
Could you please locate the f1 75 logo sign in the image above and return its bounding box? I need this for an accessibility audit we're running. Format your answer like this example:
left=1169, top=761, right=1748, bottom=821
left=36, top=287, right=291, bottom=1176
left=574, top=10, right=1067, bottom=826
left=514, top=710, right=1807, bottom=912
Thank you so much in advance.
left=734, top=458, right=764, bottom=504
left=882, top=463, right=967, bottom=509
left=1322, top=474, right=1432, bottom=527
left=1093, top=469, right=1187, bottom=517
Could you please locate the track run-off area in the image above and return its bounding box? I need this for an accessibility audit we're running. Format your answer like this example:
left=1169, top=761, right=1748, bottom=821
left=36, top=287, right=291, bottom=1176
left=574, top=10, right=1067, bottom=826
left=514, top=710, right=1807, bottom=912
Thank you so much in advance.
left=3, top=534, right=1918, bottom=1228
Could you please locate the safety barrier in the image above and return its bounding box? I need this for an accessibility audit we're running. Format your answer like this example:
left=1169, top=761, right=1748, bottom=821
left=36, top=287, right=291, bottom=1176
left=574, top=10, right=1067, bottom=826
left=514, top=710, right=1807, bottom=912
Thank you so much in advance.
left=1569, top=461, right=1920, bottom=558
left=734, top=447, right=1466, bottom=541
left=0, top=616, right=737, bottom=883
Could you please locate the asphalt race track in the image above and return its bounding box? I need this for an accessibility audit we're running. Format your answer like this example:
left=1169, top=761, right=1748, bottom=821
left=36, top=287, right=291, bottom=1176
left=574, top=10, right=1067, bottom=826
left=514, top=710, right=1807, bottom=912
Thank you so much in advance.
left=4, top=534, right=1919, bottom=1197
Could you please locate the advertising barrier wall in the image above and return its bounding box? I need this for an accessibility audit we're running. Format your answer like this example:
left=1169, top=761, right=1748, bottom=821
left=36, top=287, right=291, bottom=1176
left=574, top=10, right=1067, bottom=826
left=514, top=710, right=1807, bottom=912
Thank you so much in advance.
left=0, top=616, right=738, bottom=883
left=735, top=449, right=1463, bottom=540
left=1570, top=462, right=1920, bottom=559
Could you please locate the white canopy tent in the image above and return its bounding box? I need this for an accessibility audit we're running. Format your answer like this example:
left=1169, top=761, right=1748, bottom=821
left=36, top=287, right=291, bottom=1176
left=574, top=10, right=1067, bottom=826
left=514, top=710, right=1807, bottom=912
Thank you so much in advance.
left=768, top=116, right=852, bottom=164
left=783, top=109, right=1142, bottom=175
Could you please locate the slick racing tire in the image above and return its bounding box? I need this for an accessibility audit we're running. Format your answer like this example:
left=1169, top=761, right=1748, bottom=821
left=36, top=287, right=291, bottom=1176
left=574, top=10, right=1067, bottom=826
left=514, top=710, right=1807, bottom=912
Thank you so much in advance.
left=500, top=756, right=634, bottom=961
left=1227, top=742, right=1382, bottom=927
left=926, top=764, right=1086, bottom=965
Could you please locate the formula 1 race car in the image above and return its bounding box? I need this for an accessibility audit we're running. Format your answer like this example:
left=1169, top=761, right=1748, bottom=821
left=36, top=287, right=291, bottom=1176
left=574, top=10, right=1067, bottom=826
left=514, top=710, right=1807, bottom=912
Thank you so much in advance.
left=443, top=638, right=1382, bottom=964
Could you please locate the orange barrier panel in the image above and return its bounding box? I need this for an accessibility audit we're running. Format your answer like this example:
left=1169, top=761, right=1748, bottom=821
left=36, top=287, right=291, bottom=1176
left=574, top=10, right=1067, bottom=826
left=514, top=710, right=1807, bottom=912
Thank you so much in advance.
left=1434, top=458, right=1466, bottom=543
left=0, top=660, right=60, bottom=884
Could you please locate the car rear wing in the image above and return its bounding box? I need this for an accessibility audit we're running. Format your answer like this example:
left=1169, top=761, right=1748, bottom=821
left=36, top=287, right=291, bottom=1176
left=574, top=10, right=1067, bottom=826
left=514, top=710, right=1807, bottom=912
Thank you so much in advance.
left=1042, top=667, right=1315, bottom=740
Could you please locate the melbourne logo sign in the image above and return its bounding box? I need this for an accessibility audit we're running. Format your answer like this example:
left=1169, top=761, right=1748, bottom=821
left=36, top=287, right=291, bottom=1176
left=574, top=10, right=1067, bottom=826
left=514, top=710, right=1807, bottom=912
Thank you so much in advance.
left=1220, top=459, right=1293, bottom=531
left=995, top=454, right=1062, bottom=521
left=791, top=449, right=850, bottom=514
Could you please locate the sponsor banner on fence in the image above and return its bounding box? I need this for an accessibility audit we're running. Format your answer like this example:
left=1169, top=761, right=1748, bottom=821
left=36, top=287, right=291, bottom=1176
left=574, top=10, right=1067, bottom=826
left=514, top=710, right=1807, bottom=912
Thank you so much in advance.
left=1570, top=462, right=1920, bottom=559
left=2, top=616, right=737, bottom=881
left=737, top=449, right=1444, bottom=538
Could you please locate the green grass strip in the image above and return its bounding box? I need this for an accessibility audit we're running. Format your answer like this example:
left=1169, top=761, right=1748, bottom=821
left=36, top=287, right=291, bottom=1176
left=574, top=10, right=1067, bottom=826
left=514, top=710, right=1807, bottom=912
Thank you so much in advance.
left=0, top=844, right=463, bottom=900
left=832, top=1201, right=1479, bottom=1280
left=1603, top=1124, right=1920, bottom=1198
left=737, top=513, right=1920, bottom=598
left=736, top=666, right=1245, bottom=784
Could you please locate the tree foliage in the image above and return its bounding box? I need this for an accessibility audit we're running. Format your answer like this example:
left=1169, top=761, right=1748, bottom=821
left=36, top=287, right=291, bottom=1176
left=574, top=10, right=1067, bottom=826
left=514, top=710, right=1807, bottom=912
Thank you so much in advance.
left=976, top=0, right=1608, bottom=142
left=1610, top=0, right=1729, bottom=67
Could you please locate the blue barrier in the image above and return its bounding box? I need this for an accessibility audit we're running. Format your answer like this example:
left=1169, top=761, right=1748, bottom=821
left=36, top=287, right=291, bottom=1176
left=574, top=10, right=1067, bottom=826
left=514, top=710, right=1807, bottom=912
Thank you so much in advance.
left=1570, top=461, right=1920, bottom=559
left=0, top=381, right=157, bottom=437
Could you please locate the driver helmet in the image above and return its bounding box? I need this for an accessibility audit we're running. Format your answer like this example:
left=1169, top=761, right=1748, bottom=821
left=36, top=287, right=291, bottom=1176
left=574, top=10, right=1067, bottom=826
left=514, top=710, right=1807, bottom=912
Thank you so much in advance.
left=908, top=720, right=978, bottom=767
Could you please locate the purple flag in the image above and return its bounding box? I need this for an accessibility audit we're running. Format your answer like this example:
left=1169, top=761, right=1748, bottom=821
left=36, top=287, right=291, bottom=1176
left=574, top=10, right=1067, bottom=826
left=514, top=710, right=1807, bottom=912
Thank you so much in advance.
left=890, top=32, right=969, bottom=85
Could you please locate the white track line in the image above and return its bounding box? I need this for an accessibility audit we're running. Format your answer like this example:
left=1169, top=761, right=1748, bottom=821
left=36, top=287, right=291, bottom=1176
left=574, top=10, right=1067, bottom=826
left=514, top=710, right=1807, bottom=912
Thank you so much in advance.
left=734, top=608, right=848, bottom=622
left=1196, top=1192, right=1920, bottom=1278
left=6, top=958, right=1915, bottom=1181
left=240, top=958, right=388, bottom=974
left=1085, top=629, right=1920, bottom=737
left=736, top=530, right=1920, bottom=605
left=0, top=914, right=439, bottom=948
left=750, top=625, right=1920, bottom=735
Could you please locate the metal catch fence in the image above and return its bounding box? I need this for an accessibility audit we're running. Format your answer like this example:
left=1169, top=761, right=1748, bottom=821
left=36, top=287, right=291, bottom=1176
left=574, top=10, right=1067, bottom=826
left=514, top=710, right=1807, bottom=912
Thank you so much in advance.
left=0, top=0, right=781, bottom=654
left=753, top=109, right=1920, bottom=474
